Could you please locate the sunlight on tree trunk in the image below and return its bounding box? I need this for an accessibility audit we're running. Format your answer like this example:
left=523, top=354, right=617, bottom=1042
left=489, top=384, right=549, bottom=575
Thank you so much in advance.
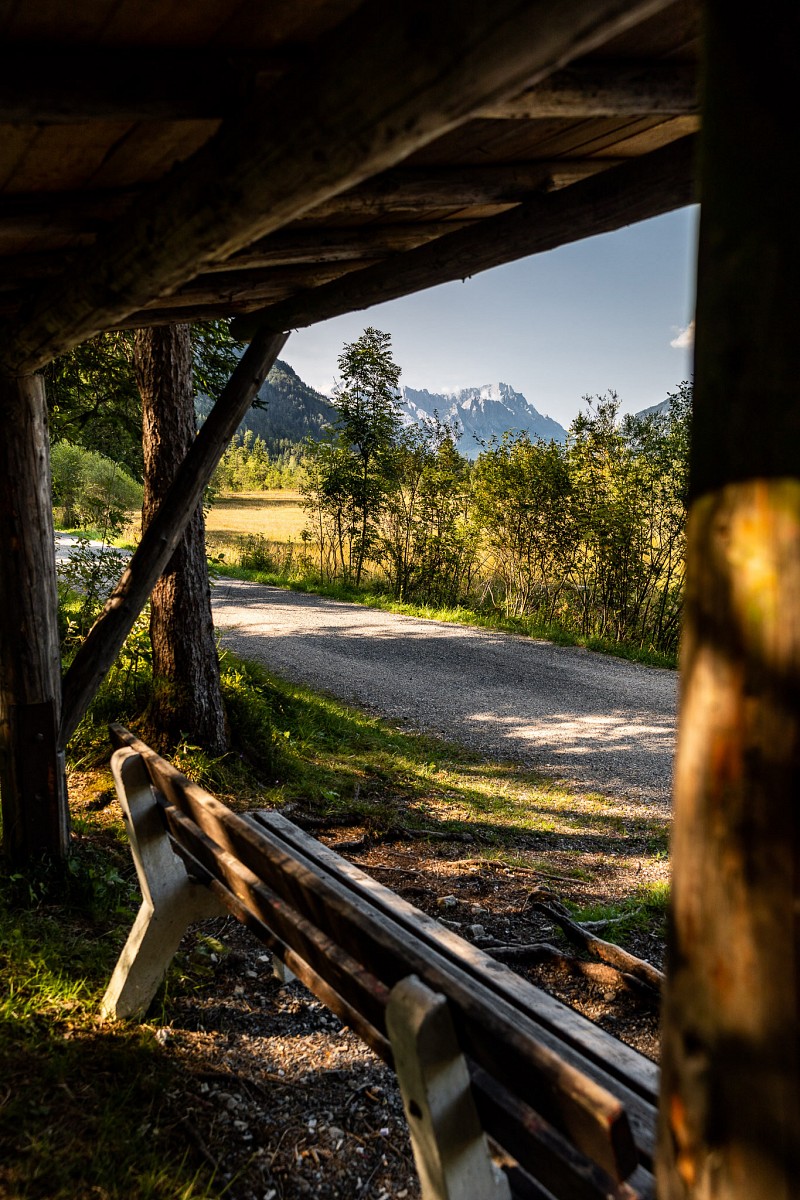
left=134, top=325, right=228, bottom=754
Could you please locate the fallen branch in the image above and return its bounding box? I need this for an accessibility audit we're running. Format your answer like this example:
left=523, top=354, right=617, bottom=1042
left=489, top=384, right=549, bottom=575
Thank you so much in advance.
left=527, top=891, right=664, bottom=992
left=488, top=942, right=659, bottom=1004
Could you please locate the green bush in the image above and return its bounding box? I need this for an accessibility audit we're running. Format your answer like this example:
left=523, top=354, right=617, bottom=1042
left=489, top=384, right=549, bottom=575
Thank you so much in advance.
left=52, top=440, right=142, bottom=532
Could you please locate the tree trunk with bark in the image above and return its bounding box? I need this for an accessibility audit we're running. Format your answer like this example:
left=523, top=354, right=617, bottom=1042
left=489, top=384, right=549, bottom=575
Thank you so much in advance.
left=0, top=373, right=68, bottom=864
left=134, top=324, right=227, bottom=754
left=657, top=5, right=800, bottom=1196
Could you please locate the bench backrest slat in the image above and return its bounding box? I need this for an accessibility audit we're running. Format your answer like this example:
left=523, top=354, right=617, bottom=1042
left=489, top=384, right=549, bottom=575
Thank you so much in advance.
left=259, top=812, right=659, bottom=1106
left=170, top=805, right=640, bottom=1200
left=108, top=724, right=655, bottom=1196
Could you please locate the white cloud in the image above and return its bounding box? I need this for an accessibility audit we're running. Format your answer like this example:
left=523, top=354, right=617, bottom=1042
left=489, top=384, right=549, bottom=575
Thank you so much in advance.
left=670, top=320, right=695, bottom=349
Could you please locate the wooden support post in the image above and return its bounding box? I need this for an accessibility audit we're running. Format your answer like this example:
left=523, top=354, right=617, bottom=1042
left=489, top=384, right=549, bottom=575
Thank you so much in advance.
left=59, top=326, right=288, bottom=746
left=0, top=372, right=68, bottom=864
left=658, top=5, right=800, bottom=1198
left=101, top=749, right=226, bottom=1021
left=387, top=975, right=511, bottom=1200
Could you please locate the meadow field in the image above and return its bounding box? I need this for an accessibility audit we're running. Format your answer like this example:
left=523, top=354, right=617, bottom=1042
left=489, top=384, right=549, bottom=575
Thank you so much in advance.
left=206, top=490, right=305, bottom=542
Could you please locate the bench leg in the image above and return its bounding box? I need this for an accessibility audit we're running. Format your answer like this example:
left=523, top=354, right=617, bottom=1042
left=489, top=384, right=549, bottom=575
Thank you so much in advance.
left=387, top=975, right=511, bottom=1200
left=100, top=748, right=227, bottom=1021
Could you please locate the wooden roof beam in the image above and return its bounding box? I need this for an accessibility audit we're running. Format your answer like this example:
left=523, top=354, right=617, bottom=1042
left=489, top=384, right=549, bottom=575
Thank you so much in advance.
left=0, top=223, right=477, bottom=289
left=479, top=60, right=697, bottom=118
left=302, top=160, right=622, bottom=219
left=0, top=161, right=612, bottom=239
left=0, top=55, right=695, bottom=126
left=0, top=0, right=676, bottom=374
left=0, top=50, right=289, bottom=122
left=230, top=135, right=697, bottom=339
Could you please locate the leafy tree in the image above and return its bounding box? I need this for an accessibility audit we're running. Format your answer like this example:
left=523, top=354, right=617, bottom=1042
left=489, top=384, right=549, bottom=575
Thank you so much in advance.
left=473, top=432, right=575, bottom=620
left=212, top=430, right=305, bottom=492
left=302, top=328, right=402, bottom=585
left=45, top=321, right=240, bottom=482
left=51, top=441, right=143, bottom=531
left=378, top=417, right=474, bottom=602
left=332, top=328, right=402, bottom=585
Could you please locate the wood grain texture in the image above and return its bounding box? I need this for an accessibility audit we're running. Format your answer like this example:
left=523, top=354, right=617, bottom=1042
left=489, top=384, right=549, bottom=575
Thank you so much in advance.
left=658, top=5, right=800, bottom=1196
left=480, top=60, right=696, bottom=118
left=0, top=0, right=675, bottom=371
left=0, top=374, right=67, bottom=862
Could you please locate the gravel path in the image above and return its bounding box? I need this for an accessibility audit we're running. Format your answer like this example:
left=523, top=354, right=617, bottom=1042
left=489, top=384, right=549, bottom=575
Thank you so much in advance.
left=213, top=581, right=677, bottom=811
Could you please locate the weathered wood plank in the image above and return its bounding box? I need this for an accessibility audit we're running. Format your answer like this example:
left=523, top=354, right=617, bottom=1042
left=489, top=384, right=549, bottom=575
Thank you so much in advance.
left=231, top=134, right=695, bottom=340
left=0, top=51, right=287, bottom=122
left=0, top=54, right=694, bottom=124
left=301, top=160, right=622, bottom=219
left=0, top=0, right=677, bottom=372
left=58, top=327, right=288, bottom=745
left=112, top=741, right=639, bottom=1180
left=160, top=818, right=637, bottom=1199
left=257, top=812, right=659, bottom=1106
left=0, top=374, right=67, bottom=863
left=479, top=60, right=696, bottom=118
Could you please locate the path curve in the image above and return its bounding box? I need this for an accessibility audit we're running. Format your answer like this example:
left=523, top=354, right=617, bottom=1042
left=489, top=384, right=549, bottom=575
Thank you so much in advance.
left=213, top=580, right=677, bottom=811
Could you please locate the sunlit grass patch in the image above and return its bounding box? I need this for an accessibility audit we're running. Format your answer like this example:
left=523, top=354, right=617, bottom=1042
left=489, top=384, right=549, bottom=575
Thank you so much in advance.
left=206, top=489, right=306, bottom=543
left=0, top=820, right=220, bottom=1199
left=564, top=880, right=671, bottom=945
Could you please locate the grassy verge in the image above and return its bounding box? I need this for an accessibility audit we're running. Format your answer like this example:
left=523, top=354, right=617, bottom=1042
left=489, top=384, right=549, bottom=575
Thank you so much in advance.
left=2, top=643, right=670, bottom=1193
left=209, top=561, right=677, bottom=670
left=0, top=821, right=222, bottom=1199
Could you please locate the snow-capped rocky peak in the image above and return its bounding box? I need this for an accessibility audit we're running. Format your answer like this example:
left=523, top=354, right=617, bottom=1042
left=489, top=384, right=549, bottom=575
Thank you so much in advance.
left=399, top=381, right=567, bottom=457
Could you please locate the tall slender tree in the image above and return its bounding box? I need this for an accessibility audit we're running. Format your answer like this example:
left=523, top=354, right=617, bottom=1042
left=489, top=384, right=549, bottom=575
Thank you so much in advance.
left=333, top=328, right=402, bottom=585
left=134, top=324, right=228, bottom=753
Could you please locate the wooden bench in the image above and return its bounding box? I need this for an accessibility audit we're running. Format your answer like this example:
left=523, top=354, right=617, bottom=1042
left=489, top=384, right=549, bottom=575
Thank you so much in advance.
left=102, top=724, right=659, bottom=1200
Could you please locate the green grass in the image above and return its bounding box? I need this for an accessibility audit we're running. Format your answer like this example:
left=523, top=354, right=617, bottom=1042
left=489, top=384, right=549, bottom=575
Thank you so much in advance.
left=3, top=617, right=669, bottom=1194
left=0, top=830, right=222, bottom=1199
left=565, top=880, right=671, bottom=945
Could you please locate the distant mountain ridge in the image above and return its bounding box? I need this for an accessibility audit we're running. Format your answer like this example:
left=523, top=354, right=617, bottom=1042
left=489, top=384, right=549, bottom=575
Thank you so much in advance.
left=197, top=359, right=334, bottom=449
left=399, top=381, right=567, bottom=457
left=209, top=361, right=568, bottom=454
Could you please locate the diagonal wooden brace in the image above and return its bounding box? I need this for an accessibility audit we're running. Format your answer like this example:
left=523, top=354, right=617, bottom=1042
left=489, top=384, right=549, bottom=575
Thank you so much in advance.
left=100, top=747, right=226, bottom=1021
left=387, top=975, right=511, bottom=1200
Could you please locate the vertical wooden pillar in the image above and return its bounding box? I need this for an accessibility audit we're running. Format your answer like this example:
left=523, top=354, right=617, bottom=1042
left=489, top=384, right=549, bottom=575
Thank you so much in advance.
left=0, top=373, right=68, bottom=864
left=658, top=5, right=800, bottom=1198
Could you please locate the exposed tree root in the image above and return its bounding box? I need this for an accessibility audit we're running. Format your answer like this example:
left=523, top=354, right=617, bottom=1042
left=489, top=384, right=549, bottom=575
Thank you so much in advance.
left=523, top=889, right=664, bottom=994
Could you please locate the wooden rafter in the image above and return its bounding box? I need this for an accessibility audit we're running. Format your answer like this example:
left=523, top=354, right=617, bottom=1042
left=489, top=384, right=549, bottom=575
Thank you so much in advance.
left=0, top=161, right=614, bottom=239
left=0, top=55, right=694, bottom=124
left=479, top=60, right=696, bottom=118
left=0, top=51, right=290, bottom=123
left=299, top=160, right=624, bottom=218
left=230, top=135, right=697, bottom=339
left=0, top=0, right=675, bottom=374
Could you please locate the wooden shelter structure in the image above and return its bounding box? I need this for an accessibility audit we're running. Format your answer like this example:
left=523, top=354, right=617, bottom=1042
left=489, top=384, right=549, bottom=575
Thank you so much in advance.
left=0, top=0, right=796, bottom=1195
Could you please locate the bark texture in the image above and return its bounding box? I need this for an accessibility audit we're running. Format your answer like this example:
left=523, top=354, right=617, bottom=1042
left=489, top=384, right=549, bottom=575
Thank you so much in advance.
left=657, top=4, right=800, bottom=1197
left=134, top=325, right=227, bottom=753
left=0, top=373, right=68, bottom=862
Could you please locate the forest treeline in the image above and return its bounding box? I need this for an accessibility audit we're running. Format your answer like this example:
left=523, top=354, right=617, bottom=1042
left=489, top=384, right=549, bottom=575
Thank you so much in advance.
left=218, top=329, right=691, bottom=658
left=49, top=323, right=691, bottom=660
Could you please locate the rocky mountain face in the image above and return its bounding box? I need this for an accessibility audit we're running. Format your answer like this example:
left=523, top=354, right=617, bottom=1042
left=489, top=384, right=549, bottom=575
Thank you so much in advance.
left=399, top=381, right=567, bottom=457
left=197, top=359, right=335, bottom=449
left=209, top=363, right=568, bottom=455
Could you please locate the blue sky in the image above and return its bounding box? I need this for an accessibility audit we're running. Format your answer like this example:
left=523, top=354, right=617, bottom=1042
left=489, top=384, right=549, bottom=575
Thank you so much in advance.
left=283, top=204, right=699, bottom=430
